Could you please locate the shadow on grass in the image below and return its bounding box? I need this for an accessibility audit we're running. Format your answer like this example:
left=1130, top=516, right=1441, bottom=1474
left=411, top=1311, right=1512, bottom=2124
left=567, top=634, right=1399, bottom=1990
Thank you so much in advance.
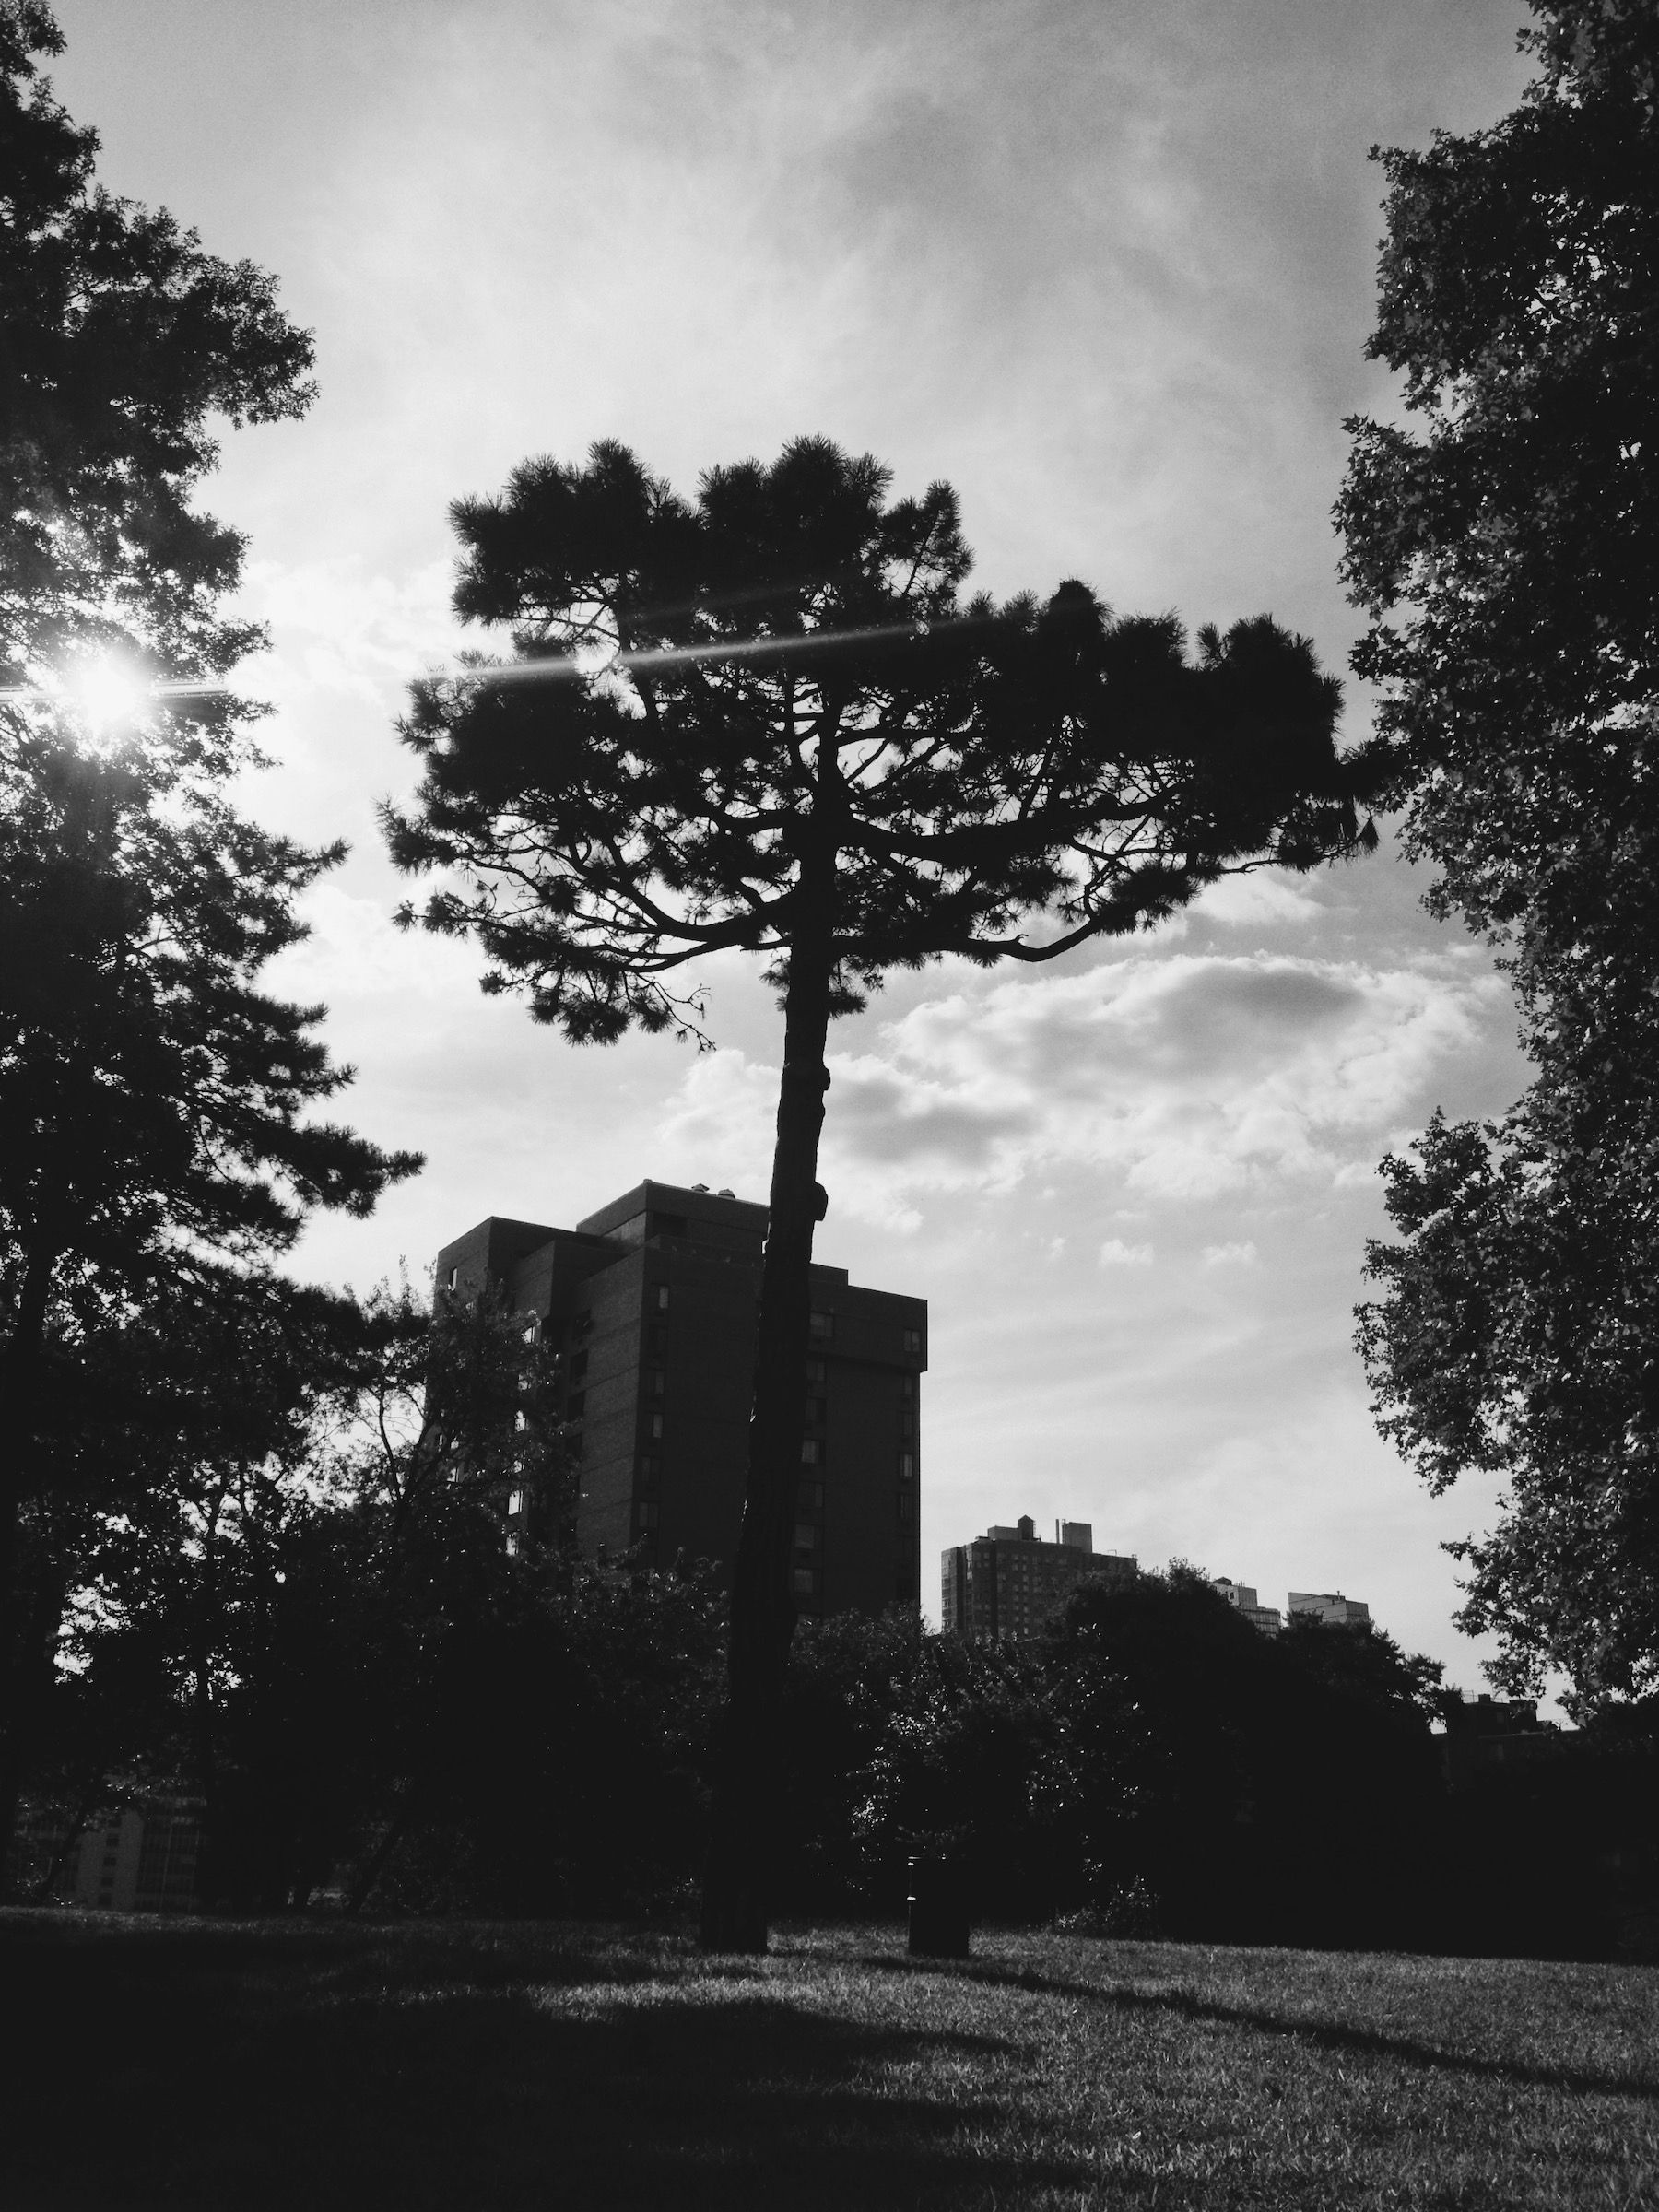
left=0, top=1915, right=1094, bottom=2212
left=864, top=1948, right=1659, bottom=2105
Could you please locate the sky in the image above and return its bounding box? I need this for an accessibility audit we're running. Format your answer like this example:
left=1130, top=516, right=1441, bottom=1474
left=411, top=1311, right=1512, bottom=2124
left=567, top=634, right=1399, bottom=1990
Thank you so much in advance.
left=52, top=0, right=1544, bottom=1689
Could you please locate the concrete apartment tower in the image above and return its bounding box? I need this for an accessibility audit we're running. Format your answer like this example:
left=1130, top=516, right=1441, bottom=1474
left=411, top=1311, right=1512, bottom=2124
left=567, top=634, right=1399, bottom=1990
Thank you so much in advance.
left=940, top=1515, right=1136, bottom=1643
left=436, top=1180, right=927, bottom=1617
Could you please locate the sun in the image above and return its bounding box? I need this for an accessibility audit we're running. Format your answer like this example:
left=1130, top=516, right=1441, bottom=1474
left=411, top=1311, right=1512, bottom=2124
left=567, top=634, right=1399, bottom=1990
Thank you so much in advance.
left=52, top=650, right=153, bottom=747
left=69, top=656, right=150, bottom=734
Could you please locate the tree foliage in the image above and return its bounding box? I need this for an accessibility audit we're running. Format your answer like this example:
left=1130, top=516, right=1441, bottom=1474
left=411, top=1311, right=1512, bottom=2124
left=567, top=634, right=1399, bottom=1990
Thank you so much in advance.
left=1343, top=3, right=1659, bottom=1706
left=53, top=1283, right=724, bottom=1913
left=391, top=439, right=1370, bottom=1034
left=1, top=2, right=313, bottom=682
left=387, top=432, right=1376, bottom=1948
left=761, top=1570, right=1452, bottom=1946
left=0, top=3, right=416, bottom=1861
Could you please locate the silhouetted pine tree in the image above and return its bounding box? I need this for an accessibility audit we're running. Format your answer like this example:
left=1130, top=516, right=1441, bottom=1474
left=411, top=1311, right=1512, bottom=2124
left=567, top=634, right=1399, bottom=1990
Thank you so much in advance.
left=386, top=434, right=1379, bottom=1948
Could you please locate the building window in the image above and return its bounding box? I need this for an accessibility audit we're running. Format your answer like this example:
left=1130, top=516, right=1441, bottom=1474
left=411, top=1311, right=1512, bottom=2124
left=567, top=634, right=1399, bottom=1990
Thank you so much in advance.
left=566, top=1391, right=586, bottom=1419
left=446, top=1266, right=458, bottom=1290
left=639, top=1453, right=662, bottom=1486
left=900, top=1374, right=914, bottom=1399
left=794, top=1524, right=816, bottom=1550
left=806, top=1395, right=827, bottom=1427
left=637, top=1501, right=659, bottom=1530
left=648, top=1367, right=666, bottom=1397
left=507, top=1489, right=525, bottom=1517
left=900, top=1408, right=914, bottom=1439
left=901, top=1327, right=922, bottom=1355
left=655, top=1284, right=670, bottom=1312
left=570, top=1349, right=589, bottom=1381
left=505, top=1533, right=520, bottom=1558
left=801, top=1439, right=821, bottom=1465
left=899, top=1453, right=914, bottom=1481
left=793, top=1568, right=816, bottom=1595
left=650, top=1412, right=665, bottom=1441
left=808, top=1310, right=834, bottom=1343
left=647, top=1320, right=668, bottom=1357
left=522, top=1316, right=539, bottom=1343
left=899, top=1491, right=914, bottom=1523
left=807, top=1481, right=824, bottom=1510
left=806, top=1359, right=828, bottom=1383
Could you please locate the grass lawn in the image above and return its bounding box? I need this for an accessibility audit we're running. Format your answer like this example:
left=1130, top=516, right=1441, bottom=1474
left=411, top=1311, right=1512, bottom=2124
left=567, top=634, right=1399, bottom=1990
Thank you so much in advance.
left=3, top=1912, right=1656, bottom=2208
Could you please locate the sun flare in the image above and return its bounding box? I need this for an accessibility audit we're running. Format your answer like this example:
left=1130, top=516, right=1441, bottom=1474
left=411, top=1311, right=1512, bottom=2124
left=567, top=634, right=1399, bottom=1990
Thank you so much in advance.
left=70, top=657, right=149, bottom=733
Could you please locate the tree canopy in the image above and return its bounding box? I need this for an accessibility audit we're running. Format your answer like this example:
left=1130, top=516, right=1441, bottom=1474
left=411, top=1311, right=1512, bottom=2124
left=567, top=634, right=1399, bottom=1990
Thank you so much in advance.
left=0, top=2, right=417, bottom=1862
left=1, top=1, right=313, bottom=688
left=391, top=439, right=1371, bottom=1034
left=1342, top=1, right=1659, bottom=1709
left=389, top=432, right=1377, bottom=1948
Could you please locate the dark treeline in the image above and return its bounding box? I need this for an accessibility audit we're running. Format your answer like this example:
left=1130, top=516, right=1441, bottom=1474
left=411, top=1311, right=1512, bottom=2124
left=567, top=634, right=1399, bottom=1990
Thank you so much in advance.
left=15, top=1279, right=1654, bottom=1962
left=14, top=1285, right=725, bottom=1917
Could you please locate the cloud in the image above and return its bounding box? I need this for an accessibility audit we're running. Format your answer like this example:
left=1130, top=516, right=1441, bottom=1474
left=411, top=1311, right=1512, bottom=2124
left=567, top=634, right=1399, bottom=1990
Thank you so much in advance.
left=638, top=947, right=1508, bottom=1226
left=237, top=556, right=463, bottom=712
left=1188, top=871, right=1322, bottom=931
left=1099, top=1238, right=1155, bottom=1267
left=814, top=951, right=1505, bottom=1206
left=1202, top=1240, right=1258, bottom=1266
left=264, top=882, right=481, bottom=1005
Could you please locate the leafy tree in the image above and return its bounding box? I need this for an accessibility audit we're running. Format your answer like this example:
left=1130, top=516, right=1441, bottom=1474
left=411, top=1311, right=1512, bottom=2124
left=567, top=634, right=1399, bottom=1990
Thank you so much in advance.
left=0, top=6, right=418, bottom=1865
left=386, top=434, right=1376, bottom=1948
left=1358, top=1106, right=1659, bottom=1709
left=64, top=1279, right=724, bottom=1915
left=36, top=1272, right=375, bottom=1901
left=771, top=1604, right=936, bottom=1911
left=1277, top=1608, right=1448, bottom=1726
left=1340, top=1, right=1659, bottom=1706
left=1035, top=1569, right=1444, bottom=1944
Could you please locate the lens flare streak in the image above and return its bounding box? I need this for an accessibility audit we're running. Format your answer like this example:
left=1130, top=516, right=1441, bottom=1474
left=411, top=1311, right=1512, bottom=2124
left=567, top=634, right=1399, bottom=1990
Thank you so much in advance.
left=0, top=612, right=990, bottom=714
left=434, top=613, right=982, bottom=691
left=0, top=674, right=230, bottom=707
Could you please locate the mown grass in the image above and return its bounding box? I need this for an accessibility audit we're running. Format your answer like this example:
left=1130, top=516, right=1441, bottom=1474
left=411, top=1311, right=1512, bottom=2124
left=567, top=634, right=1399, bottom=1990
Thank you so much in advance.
left=2, top=1910, right=1656, bottom=2208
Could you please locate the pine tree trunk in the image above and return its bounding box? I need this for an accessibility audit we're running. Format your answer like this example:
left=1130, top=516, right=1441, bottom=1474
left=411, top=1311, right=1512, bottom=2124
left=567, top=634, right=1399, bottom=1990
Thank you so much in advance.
left=698, top=835, right=836, bottom=1952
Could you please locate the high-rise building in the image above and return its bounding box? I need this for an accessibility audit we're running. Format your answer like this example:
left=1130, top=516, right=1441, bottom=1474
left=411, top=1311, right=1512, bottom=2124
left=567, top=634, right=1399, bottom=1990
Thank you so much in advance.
left=68, top=1807, right=201, bottom=1912
left=1288, top=1590, right=1371, bottom=1629
left=436, top=1181, right=926, bottom=1616
left=1212, top=1578, right=1285, bottom=1634
left=940, top=1514, right=1136, bottom=1643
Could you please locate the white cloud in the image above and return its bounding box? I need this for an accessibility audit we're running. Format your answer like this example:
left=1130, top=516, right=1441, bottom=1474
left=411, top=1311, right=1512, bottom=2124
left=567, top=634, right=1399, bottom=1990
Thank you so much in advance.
left=237, top=556, right=463, bottom=712
left=817, top=951, right=1506, bottom=1206
left=1099, top=1238, right=1155, bottom=1267
left=1202, top=1240, right=1258, bottom=1266
left=634, top=947, right=1509, bottom=1230
left=1188, top=871, right=1322, bottom=930
left=264, top=882, right=479, bottom=1005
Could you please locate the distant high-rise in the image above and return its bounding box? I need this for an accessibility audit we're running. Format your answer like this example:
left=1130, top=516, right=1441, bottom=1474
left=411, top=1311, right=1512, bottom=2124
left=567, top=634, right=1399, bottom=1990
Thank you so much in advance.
left=1288, top=1590, right=1371, bottom=1630
left=437, top=1181, right=926, bottom=1616
left=940, top=1514, right=1135, bottom=1643
left=1212, top=1577, right=1285, bottom=1634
